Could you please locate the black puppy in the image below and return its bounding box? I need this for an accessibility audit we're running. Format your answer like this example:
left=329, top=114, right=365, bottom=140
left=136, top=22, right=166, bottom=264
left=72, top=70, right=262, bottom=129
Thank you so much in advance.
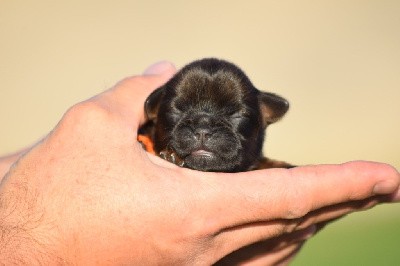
left=139, top=58, right=293, bottom=172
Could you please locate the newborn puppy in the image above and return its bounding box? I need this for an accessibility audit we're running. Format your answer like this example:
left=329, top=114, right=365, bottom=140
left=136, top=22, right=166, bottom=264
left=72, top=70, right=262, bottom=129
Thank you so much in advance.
left=140, top=58, right=293, bottom=172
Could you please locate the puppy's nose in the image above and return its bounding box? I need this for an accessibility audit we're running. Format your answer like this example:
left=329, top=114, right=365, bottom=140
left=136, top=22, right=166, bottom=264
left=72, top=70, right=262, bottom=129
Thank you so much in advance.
left=194, top=128, right=212, bottom=141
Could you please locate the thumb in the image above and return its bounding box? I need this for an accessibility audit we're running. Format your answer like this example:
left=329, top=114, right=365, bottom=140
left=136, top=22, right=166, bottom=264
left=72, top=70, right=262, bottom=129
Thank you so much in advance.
left=90, top=61, right=177, bottom=130
left=143, top=61, right=177, bottom=77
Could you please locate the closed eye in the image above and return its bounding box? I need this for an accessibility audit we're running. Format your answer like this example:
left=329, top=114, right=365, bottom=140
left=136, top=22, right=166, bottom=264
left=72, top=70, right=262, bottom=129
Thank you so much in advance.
left=230, top=113, right=242, bottom=119
left=230, top=109, right=250, bottom=119
left=167, top=107, right=183, bottom=122
left=170, top=111, right=181, bottom=121
left=230, top=110, right=254, bottom=127
left=229, top=113, right=246, bottom=127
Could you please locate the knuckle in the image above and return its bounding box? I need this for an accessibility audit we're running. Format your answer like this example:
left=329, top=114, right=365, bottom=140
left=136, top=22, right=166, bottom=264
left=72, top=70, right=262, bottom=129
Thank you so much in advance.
left=55, top=100, right=112, bottom=137
left=271, top=222, right=299, bottom=236
left=65, top=101, right=110, bottom=123
left=115, top=75, right=147, bottom=90
left=66, top=100, right=106, bottom=119
left=285, top=201, right=310, bottom=219
left=284, top=181, right=312, bottom=219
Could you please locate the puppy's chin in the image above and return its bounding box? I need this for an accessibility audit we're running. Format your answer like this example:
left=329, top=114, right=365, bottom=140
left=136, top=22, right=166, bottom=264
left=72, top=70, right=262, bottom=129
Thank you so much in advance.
left=172, top=142, right=244, bottom=172
left=170, top=132, right=244, bottom=172
left=184, top=150, right=238, bottom=172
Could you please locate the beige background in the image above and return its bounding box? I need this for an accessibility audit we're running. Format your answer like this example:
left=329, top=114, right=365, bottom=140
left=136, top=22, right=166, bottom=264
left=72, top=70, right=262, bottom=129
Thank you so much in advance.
left=1, top=1, right=399, bottom=168
left=1, top=0, right=399, bottom=264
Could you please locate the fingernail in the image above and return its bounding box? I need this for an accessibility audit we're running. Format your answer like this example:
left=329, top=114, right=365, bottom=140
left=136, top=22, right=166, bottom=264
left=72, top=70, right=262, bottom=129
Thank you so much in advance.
left=305, top=225, right=317, bottom=238
left=373, top=180, right=399, bottom=195
left=293, top=225, right=317, bottom=242
left=143, top=61, right=176, bottom=76
left=391, top=189, right=400, bottom=202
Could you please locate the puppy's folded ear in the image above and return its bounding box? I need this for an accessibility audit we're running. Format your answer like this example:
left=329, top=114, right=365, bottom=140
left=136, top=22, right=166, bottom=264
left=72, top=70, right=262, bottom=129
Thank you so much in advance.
left=258, top=92, right=289, bottom=127
left=145, top=87, right=165, bottom=120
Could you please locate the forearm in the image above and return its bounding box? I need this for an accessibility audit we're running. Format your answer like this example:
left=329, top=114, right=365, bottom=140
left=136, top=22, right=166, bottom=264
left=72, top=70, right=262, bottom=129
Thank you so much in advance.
left=0, top=153, right=64, bottom=264
left=0, top=222, right=62, bottom=264
left=0, top=200, right=51, bottom=264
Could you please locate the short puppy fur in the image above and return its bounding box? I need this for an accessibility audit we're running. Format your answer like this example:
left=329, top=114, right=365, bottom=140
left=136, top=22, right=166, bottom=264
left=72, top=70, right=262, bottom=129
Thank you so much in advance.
left=139, top=58, right=293, bottom=172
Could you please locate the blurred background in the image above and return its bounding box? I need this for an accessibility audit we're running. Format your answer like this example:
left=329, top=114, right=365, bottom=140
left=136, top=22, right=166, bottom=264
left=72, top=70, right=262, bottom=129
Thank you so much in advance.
left=1, top=1, right=399, bottom=264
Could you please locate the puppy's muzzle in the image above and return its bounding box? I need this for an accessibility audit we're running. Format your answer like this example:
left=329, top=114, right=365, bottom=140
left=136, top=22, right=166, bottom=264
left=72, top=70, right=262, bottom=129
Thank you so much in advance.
left=194, top=128, right=212, bottom=142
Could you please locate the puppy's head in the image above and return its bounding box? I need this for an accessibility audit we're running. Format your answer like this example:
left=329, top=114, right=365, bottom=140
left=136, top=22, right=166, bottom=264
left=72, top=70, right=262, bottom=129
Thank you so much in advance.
left=145, top=58, right=289, bottom=172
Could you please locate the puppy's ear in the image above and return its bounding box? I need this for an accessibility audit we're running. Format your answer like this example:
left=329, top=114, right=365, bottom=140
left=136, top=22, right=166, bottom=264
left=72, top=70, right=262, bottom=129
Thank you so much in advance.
left=145, top=87, right=165, bottom=120
left=258, top=92, right=289, bottom=127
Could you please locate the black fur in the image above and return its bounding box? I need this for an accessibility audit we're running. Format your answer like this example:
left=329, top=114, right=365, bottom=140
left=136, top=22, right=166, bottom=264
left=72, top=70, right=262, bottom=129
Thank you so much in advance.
left=141, top=58, right=291, bottom=172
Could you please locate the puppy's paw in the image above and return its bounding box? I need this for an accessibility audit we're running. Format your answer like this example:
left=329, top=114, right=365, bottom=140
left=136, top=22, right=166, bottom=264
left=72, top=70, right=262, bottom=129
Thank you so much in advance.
left=159, top=150, right=185, bottom=167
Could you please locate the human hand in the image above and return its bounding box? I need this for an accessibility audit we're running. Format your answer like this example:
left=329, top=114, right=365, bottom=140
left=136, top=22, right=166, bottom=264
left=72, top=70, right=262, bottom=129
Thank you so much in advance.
left=0, top=62, right=398, bottom=265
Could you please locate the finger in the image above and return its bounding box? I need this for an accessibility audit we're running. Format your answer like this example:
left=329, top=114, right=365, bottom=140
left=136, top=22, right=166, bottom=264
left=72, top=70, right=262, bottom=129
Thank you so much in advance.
left=210, top=218, right=315, bottom=262
left=88, top=61, right=177, bottom=128
left=143, top=60, right=177, bottom=76
left=260, top=244, right=303, bottom=266
left=233, top=244, right=303, bottom=266
left=301, top=191, right=399, bottom=234
left=274, top=247, right=303, bottom=266
left=50, top=62, right=177, bottom=159
left=391, top=188, right=400, bottom=201
left=215, top=244, right=302, bottom=266
left=214, top=226, right=314, bottom=265
left=194, top=161, right=399, bottom=237
left=140, top=149, right=181, bottom=169
left=195, top=162, right=398, bottom=261
left=296, top=196, right=382, bottom=230
left=213, top=220, right=300, bottom=259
